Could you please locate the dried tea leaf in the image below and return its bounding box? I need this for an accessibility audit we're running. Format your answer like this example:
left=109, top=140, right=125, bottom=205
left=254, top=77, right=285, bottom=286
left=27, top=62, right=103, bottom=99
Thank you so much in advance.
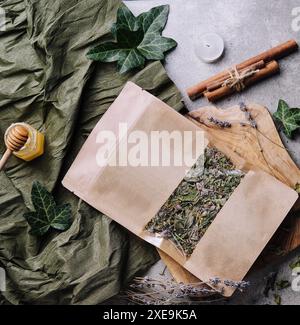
left=146, top=148, right=245, bottom=256
left=23, top=181, right=73, bottom=236
left=276, top=280, right=291, bottom=290
left=274, top=293, right=282, bottom=305
left=263, top=272, right=278, bottom=297
left=289, top=257, right=300, bottom=270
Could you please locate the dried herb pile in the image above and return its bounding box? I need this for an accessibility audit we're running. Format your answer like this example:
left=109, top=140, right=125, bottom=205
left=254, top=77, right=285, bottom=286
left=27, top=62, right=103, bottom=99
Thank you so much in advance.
left=146, top=148, right=245, bottom=256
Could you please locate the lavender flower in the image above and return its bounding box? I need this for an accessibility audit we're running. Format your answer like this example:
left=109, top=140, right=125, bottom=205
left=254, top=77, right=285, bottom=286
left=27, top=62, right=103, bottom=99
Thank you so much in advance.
left=208, top=117, right=232, bottom=129
left=239, top=103, right=257, bottom=129
left=210, top=277, right=222, bottom=285
left=239, top=102, right=248, bottom=112
left=223, top=280, right=250, bottom=291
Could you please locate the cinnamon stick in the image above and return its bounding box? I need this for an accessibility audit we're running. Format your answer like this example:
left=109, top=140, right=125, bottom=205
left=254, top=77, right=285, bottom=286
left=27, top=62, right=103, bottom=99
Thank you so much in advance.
left=187, top=39, right=298, bottom=100
left=204, top=60, right=280, bottom=102
left=206, top=60, right=266, bottom=92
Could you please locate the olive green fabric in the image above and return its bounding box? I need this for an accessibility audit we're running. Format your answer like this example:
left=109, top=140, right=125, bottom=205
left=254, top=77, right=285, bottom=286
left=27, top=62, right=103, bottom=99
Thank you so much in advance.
left=0, top=0, right=183, bottom=304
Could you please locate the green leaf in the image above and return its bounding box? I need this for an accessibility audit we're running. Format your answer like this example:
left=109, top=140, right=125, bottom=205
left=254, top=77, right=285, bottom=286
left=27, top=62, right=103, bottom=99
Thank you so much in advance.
left=137, top=5, right=177, bottom=60
left=87, top=5, right=177, bottom=74
left=273, top=100, right=300, bottom=138
left=137, top=5, right=170, bottom=34
left=115, top=5, right=139, bottom=31
left=116, top=28, right=144, bottom=48
left=118, top=49, right=145, bottom=74
left=111, top=23, right=118, bottom=39
left=87, top=42, right=124, bottom=62
left=138, top=33, right=177, bottom=60
left=23, top=181, right=73, bottom=236
left=87, top=29, right=145, bottom=74
left=24, top=212, right=51, bottom=236
left=51, top=204, right=72, bottom=231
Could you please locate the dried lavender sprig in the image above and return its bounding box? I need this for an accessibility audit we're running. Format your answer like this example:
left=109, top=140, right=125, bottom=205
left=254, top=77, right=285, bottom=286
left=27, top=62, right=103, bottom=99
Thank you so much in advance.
left=125, top=276, right=250, bottom=305
left=223, top=279, right=251, bottom=291
left=239, top=102, right=248, bottom=112
left=239, top=102, right=257, bottom=129
left=209, top=277, right=222, bottom=285
left=208, top=117, right=232, bottom=129
left=134, top=277, right=250, bottom=291
left=209, top=278, right=250, bottom=292
left=132, top=277, right=222, bottom=295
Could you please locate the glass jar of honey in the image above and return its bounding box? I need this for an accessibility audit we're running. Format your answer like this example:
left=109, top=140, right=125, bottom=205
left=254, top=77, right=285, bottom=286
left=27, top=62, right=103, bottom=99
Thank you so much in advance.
left=4, top=123, right=45, bottom=162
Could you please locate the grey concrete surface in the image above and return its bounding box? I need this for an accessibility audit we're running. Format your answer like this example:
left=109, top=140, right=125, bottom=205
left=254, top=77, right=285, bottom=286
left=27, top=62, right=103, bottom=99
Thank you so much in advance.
left=124, top=0, right=300, bottom=305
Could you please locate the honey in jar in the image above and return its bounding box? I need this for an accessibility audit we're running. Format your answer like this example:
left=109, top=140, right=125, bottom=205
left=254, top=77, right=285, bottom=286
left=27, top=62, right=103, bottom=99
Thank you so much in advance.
left=4, top=123, right=44, bottom=162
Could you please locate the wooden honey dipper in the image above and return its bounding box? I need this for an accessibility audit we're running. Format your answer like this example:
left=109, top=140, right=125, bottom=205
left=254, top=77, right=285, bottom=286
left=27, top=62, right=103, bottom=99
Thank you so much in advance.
left=0, top=125, right=29, bottom=171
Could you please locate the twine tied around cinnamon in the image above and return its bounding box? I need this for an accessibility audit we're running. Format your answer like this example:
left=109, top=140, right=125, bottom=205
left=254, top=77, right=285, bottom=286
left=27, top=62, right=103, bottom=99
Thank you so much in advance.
left=222, top=66, right=260, bottom=92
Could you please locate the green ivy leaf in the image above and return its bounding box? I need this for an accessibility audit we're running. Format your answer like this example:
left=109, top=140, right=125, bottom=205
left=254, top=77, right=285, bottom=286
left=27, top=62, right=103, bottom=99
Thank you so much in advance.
left=115, top=5, right=140, bottom=31
left=87, top=28, right=145, bottom=74
left=138, top=33, right=178, bottom=60
left=117, top=28, right=144, bottom=48
left=86, top=42, right=124, bottom=63
left=117, top=48, right=145, bottom=74
left=23, top=181, right=72, bottom=236
left=87, top=5, right=177, bottom=74
left=137, top=5, right=170, bottom=34
left=273, top=100, right=300, bottom=138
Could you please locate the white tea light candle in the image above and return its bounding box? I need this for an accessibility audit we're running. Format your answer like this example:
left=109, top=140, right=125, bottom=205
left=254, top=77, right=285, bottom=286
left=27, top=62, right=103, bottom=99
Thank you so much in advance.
left=195, top=33, right=225, bottom=63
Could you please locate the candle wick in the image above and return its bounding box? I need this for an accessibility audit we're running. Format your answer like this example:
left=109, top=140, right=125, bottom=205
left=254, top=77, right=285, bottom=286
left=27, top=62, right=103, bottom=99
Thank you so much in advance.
left=206, top=44, right=211, bottom=48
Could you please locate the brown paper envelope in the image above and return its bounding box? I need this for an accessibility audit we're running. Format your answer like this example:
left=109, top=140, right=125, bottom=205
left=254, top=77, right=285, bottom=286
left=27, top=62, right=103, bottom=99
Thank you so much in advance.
left=62, top=82, right=298, bottom=296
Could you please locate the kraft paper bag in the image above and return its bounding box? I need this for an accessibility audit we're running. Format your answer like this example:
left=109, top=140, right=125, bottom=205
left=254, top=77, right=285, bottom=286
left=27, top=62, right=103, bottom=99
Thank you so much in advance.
left=62, top=82, right=298, bottom=296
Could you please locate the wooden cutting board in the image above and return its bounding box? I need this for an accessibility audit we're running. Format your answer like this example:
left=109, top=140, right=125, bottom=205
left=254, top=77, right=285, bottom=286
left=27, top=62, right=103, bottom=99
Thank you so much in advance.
left=158, top=103, right=300, bottom=284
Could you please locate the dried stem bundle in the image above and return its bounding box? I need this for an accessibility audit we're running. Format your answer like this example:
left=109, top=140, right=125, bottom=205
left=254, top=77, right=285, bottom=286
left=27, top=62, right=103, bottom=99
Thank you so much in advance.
left=125, top=277, right=250, bottom=305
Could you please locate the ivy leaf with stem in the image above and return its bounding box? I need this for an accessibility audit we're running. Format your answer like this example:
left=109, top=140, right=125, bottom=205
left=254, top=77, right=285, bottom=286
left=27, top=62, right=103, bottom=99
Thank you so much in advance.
left=87, top=5, right=177, bottom=74
left=23, top=181, right=73, bottom=236
left=273, top=99, right=300, bottom=138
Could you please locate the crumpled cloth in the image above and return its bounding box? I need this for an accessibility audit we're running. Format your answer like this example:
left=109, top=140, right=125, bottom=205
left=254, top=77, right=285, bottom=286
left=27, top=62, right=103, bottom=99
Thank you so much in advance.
left=0, top=0, right=183, bottom=305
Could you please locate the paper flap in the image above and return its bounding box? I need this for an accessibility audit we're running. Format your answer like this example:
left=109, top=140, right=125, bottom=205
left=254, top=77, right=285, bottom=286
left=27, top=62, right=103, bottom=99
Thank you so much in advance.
left=63, top=82, right=205, bottom=234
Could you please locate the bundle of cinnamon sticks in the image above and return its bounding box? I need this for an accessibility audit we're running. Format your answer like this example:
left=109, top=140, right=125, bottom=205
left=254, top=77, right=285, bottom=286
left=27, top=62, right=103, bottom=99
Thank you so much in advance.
left=187, top=40, right=298, bottom=102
